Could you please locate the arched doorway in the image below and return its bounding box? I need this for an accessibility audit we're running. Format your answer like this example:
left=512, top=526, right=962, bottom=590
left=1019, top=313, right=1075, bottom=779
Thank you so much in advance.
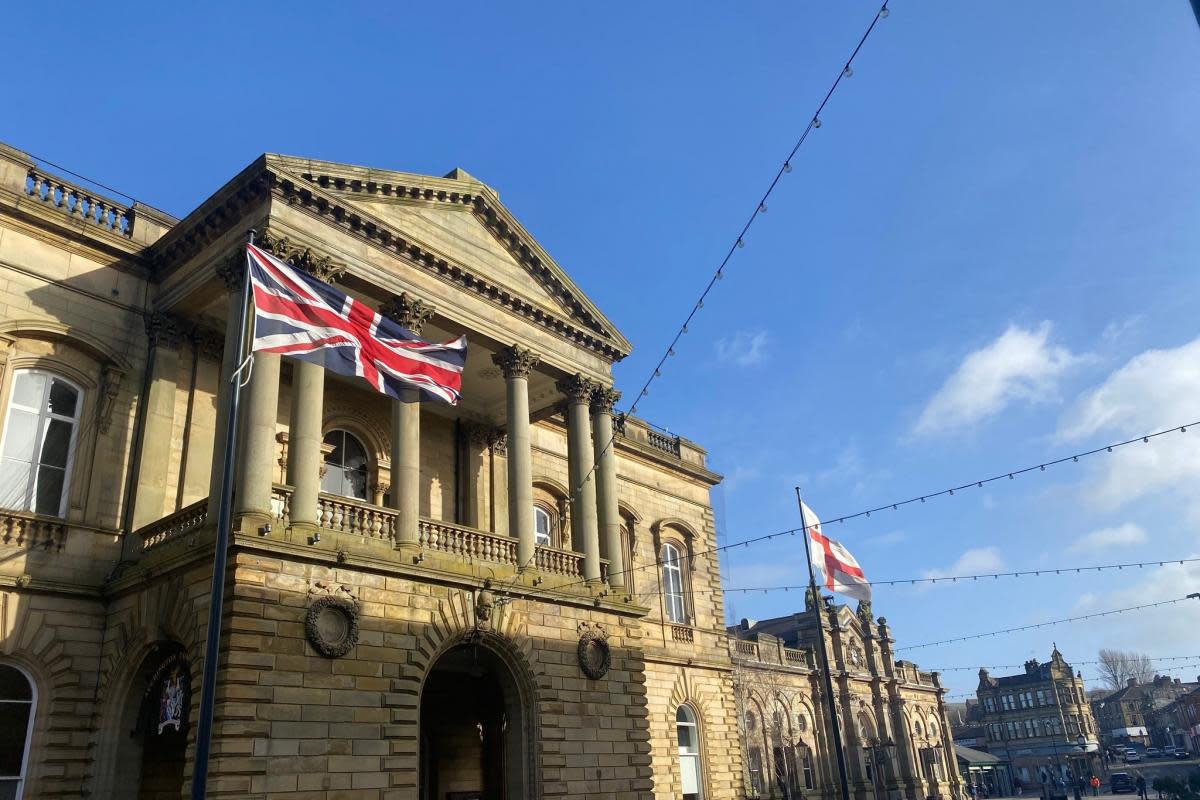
left=419, top=641, right=530, bottom=799
left=108, top=646, right=190, bottom=800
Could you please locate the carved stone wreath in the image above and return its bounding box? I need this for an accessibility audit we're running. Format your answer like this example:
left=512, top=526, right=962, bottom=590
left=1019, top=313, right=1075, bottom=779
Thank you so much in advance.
left=577, top=623, right=611, bottom=680
left=305, top=595, right=360, bottom=658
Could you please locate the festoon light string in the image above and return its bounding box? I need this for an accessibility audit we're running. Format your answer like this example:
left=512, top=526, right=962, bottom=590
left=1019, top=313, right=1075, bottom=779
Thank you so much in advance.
left=945, top=661, right=1200, bottom=700
left=934, top=654, right=1200, bottom=672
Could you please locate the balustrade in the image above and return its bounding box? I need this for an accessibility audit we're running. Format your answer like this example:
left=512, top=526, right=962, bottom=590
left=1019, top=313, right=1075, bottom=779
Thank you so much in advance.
left=0, top=510, right=67, bottom=551
left=671, top=625, right=695, bottom=644
left=25, top=168, right=132, bottom=236
left=138, top=498, right=208, bottom=551
left=418, top=519, right=517, bottom=566
left=646, top=429, right=682, bottom=457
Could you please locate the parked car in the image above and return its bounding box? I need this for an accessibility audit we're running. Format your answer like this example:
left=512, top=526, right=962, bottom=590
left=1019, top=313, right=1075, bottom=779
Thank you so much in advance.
left=1176, top=749, right=1192, bottom=760
left=1147, top=747, right=1162, bottom=758
left=1111, top=773, right=1134, bottom=794
left=1125, top=751, right=1142, bottom=763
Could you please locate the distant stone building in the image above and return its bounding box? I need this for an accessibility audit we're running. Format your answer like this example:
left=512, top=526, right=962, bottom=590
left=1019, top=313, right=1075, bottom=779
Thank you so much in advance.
left=728, top=597, right=962, bottom=800
left=1092, top=675, right=1200, bottom=749
left=973, top=648, right=1101, bottom=786
left=1145, top=686, right=1200, bottom=754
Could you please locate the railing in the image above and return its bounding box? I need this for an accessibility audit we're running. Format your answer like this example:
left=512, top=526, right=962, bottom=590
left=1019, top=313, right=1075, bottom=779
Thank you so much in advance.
left=732, top=639, right=759, bottom=658
left=139, top=498, right=208, bottom=551
left=25, top=167, right=132, bottom=237
left=784, top=648, right=811, bottom=667
left=419, top=519, right=517, bottom=565
left=646, top=429, right=682, bottom=457
left=0, top=509, right=67, bottom=551
left=316, top=493, right=395, bottom=541
left=535, top=544, right=586, bottom=577
left=918, top=670, right=937, bottom=686
left=671, top=625, right=695, bottom=644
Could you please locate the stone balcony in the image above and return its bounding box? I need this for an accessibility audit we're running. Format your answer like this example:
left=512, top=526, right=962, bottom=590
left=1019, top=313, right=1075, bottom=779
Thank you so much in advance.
left=728, top=634, right=816, bottom=670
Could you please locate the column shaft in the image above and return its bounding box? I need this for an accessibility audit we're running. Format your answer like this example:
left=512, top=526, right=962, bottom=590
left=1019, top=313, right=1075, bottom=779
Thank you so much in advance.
left=562, top=375, right=600, bottom=583
left=235, top=352, right=281, bottom=523
left=493, top=345, right=539, bottom=569
left=208, top=285, right=244, bottom=503
left=391, top=388, right=420, bottom=545
left=287, top=360, right=324, bottom=529
left=591, top=388, right=624, bottom=588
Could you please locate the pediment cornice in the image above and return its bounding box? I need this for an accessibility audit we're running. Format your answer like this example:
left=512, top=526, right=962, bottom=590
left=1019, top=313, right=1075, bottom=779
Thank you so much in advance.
left=149, top=156, right=631, bottom=363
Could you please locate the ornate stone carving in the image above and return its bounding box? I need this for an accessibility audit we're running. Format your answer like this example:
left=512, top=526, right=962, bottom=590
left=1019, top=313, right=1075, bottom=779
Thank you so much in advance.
left=492, top=344, right=539, bottom=379
left=144, top=312, right=183, bottom=349
left=305, top=584, right=360, bottom=658
left=576, top=622, right=611, bottom=680
left=474, top=585, right=496, bottom=631
left=489, top=432, right=507, bottom=455
left=590, top=386, right=621, bottom=414
left=379, top=292, right=434, bottom=335
left=557, top=373, right=597, bottom=404
left=193, top=328, right=225, bottom=361
left=462, top=421, right=498, bottom=448
left=215, top=251, right=244, bottom=291
left=856, top=599, right=873, bottom=625
left=96, top=366, right=122, bottom=434
left=258, top=229, right=345, bottom=284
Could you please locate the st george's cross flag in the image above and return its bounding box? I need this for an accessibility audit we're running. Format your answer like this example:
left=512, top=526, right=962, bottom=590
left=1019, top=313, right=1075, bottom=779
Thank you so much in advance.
left=802, top=501, right=872, bottom=603
left=247, top=243, right=467, bottom=405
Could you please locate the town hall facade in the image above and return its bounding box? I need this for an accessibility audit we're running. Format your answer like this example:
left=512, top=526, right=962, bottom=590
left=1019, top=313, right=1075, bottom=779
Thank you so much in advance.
left=0, top=141, right=959, bottom=799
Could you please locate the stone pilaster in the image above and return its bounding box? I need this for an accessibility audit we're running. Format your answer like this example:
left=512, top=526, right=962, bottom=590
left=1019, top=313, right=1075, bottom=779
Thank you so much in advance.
left=591, top=386, right=624, bottom=589
left=493, top=345, right=538, bottom=569
left=559, top=373, right=601, bottom=584
left=381, top=295, right=431, bottom=548
left=209, top=255, right=245, bottom=505
left=235, top=351, right=281, bottom=528
left=130, top=312, right=183, bottom=533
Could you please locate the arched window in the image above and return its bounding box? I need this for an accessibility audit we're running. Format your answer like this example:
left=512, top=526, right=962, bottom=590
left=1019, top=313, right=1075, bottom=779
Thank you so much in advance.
left=321, top=429, right=368, bottom=500
left=0, top=663, right=36, bottom=798
left=0, top=370, right=82, bottom=517
left=661, top=543, right=687, bottom=623
left=676, top=705, right=704, bottom=800
left=533, top=506, right=552, bottom=546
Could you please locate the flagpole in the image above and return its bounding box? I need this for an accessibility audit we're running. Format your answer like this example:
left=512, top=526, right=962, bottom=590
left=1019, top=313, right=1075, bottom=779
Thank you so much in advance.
left=192, top=230, right=256, bottom=799
left=796, top=486, right=853, bottom=800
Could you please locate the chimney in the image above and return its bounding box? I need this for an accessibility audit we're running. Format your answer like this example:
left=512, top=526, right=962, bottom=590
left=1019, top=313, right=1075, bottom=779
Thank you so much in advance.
left=1127, top=678, right=1137, bottom=687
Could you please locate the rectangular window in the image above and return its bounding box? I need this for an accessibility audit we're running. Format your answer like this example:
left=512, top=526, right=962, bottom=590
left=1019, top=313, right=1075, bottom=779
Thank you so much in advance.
left=984, top=697, right=996, bottom=713
left=1037, top=689, right=1049, bottom=706
left=0, top=370, right=82, bottom=518
left=1002, top=695, right=1014, bottom=711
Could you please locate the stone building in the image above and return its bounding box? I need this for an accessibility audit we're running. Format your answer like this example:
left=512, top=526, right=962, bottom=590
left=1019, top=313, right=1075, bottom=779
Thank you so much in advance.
left=1092, top=675, right=1200, bottom=749
left=0, top=141, right=961, bottom=800
left=728, top=598, right=962, bottom=800
left=0, top=141, right=743, bottom=799
left=1145, top=685, right=1200, bottom=755
left=973, top=649, right=1101, bottom=787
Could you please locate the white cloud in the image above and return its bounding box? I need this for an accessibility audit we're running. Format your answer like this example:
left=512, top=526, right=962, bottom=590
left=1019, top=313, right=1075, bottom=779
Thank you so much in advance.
left=715, top=329, right=770, bottom=366
left=922, top=546, right=1005, bottom=581
left=865, top=530, right=909, bottom=547
left=1102, top=315, right=1143, bottom=344
left=914, top=323, right=1082, bottom=436
left=1067, top=523, right=1147, bottom=555
left=1057, top=336, right=1200, bottom=512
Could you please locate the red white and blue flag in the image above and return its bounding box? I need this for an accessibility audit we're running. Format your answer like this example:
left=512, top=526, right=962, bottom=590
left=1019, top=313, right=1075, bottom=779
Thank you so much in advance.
left=802, top=501, right=872, bottom=603
left=246, top=243, right=467, bottom=405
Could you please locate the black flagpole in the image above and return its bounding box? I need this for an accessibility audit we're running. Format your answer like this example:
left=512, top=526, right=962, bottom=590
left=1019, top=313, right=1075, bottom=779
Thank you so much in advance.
left=192, top=230, right=256, bottom=799
left=796, top=486, right=853, bottom=800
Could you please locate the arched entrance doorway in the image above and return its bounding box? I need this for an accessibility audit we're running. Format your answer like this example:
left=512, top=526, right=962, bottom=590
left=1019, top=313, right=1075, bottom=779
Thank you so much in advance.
left=419, top=640, right=530, bottom=800
left=106, top=646, right=190, bottom=800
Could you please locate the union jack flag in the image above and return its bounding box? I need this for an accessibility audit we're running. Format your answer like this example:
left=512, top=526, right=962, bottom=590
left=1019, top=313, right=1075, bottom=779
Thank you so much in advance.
left=247, top=243, right=467, bottom=405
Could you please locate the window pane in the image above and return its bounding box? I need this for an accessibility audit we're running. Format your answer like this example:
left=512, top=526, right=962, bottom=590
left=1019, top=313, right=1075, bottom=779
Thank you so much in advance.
left=0, top=666, right=32, bottom=701
left=0, top=458, right=31, bottom=511
left=35, top=466, right=65, bottom=516
left=320, top=467, right=341, bottom=496
left=1, top=410, right=39, bottom=463
left=10, top=372, right=45, bottom=410
left=343, top=467, right=367, bottom=500
left=40, top=419, right=74, bottom=469
left=0, top=701, right=31, bottom=776
left=48, top=379, right=78, bottom=418
left=342, top=434, right=367, bottom=470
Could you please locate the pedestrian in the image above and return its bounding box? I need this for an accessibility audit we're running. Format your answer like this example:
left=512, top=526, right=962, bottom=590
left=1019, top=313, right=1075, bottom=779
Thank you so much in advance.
left=1135, top=773, right=1147, bottom=800
left=1089, top=775, right=1100, bottom=797
left=1073, top=776, right=1084, bottom=800
left=1016, top=781, right=1024, bottom=798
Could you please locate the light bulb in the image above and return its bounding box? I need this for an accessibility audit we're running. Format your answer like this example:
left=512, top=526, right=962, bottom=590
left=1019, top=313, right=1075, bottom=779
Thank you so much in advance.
left=783, top=161, right=792, bottom=173
left=813, top=117, right=822, bottom=129
left=880, top=6, right=889, bottom=18
left=843, top=65, right=853, bottom=78
left=736, top=239, right=745, bottom=248
left=758, top=203, right=767, bottom=213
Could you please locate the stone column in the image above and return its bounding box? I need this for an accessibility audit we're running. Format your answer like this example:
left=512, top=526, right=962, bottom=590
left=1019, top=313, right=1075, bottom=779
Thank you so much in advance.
left=381, top=293, right=435, bottom=548
left=591, top=386, right=624, bottom=588
left=208, top=257, right=245, bottom=504
left=492, top=345, right=538, bottom=568
left=460, top=423, right=493, bottom=529
left=286, top=360, right=324, bottom=535
left=130, top=313, right=182, bottom=531
left=235, top=348, right=281, bottom=527
left=559, top=374, right=601, bottom=584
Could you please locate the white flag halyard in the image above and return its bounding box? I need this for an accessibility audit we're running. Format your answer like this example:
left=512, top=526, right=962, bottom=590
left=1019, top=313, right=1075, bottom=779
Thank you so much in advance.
left=802, top=501, right=872, bottom=603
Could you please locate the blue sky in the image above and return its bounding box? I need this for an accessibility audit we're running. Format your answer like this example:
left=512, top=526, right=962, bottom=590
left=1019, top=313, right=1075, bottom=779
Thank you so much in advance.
left=5, top=2, right=1199, bottom=699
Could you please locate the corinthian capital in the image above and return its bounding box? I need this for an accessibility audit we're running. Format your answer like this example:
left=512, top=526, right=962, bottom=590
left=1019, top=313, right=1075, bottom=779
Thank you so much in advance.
left=380, top=292, right=434, bottom=336
left=492, top=345, right=539, bottom=379
left=590, top=386, right=621, bottom=414
left=144, top=312, right=183, bottom=349
left=258, top=229, right=345, bottom=284
left=557, top=373, right=598, bottom=404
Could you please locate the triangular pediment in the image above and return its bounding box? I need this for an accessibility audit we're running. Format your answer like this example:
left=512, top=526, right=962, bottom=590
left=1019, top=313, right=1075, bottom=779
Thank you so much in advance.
left=263, top=155, right=631, bottom=360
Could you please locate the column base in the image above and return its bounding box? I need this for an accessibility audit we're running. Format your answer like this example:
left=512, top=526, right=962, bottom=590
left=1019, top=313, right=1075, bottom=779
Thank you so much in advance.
left=395, top=540, right=424, bottom=564
left=233, top=511, right=274, bottom=536
left=286, top=521, right=319, bottom=545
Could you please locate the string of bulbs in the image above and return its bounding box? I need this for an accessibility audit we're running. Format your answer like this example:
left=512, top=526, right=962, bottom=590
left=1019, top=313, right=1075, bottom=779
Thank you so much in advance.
left=894, top=595, right=1200, bottom=652
left=621, top=556, right=1200, bottom=603
left=944, top=662, right=1200, bottom=700
left=494, top=1, right=893, bottom=601
left=933, top=655, right=1200, bottom=673
left=512, top=419, right=1197, bottom=602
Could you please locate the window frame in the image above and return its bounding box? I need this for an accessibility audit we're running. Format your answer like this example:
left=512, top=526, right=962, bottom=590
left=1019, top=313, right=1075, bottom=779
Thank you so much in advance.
left=661, top=541, right=688, bottom=624
left=320, top=428, right=370, bottom=501
left=0, top=368, right=83, bottom=518
left=0, top=661, right=37, bottom=799
left=533, top=505, right=552, bottom=547
left=676, top=704, right=704, bottom=800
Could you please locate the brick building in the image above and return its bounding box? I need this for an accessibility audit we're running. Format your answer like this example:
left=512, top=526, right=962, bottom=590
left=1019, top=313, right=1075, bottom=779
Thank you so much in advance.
left=973, top=649, right=1101, bottom=787
left=0, top=142, right=958, bottom=799
left=1093, top=675, right=1200, bottom=749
